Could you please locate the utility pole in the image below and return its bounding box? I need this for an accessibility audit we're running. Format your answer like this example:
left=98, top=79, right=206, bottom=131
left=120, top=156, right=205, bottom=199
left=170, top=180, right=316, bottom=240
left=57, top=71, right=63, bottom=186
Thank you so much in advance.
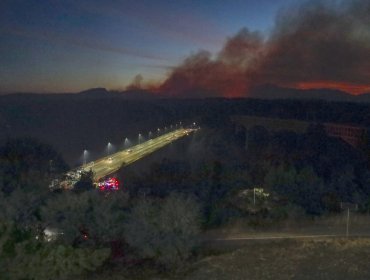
left=341, top=202, right=357, bottom=238
left=346, top=207, right=350, bottom=237
left=253, top=188, right=256, bottom=205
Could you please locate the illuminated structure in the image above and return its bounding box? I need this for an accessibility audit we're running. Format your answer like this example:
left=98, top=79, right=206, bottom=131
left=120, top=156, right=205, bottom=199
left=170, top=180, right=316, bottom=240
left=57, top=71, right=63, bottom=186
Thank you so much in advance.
left=232, top=115, right=367, bottom=148
left=49, top=127, right=197, bottom=191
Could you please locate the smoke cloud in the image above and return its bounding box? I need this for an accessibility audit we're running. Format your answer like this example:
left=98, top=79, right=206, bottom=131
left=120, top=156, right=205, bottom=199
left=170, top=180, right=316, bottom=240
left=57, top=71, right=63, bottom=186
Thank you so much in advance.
left=126, top=74, right=144, bottom=90
left=160, top=0, right=370, bottom=97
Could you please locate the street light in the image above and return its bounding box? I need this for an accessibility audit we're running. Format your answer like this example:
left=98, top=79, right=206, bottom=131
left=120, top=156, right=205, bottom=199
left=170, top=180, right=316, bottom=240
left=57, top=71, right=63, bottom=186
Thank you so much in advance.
left=107, top=142, right=112, bottom=156
left=124, top=137, right=131, bottom=149
left=149, top=131, right=153, bottom=139
left=138, top=133, right=143, bottom=144
left=83, top=149, right=88, bottom=166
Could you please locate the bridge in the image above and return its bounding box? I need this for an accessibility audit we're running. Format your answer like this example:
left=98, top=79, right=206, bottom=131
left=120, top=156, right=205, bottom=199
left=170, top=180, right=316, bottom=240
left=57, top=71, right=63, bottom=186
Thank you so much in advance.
left=82, top=128, right=196, bottom=180
left=231, top=116, right=367, bottom=148
left=51, top=127, right=197, bottom=189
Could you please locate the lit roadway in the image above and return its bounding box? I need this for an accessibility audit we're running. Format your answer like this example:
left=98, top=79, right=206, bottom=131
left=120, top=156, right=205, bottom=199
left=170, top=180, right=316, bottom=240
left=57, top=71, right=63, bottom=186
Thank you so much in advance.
left=79, top=128, right=196, bottom=180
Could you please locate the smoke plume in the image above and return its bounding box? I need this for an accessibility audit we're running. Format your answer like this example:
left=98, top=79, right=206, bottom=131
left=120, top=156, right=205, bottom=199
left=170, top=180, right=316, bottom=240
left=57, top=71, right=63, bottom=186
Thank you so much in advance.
left=160, top=0, right=370, bottom=97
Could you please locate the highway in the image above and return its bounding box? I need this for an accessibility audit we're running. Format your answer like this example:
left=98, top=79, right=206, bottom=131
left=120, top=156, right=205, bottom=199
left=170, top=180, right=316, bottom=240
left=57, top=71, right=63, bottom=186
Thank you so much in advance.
left=79, top=128, right=196, bottom=180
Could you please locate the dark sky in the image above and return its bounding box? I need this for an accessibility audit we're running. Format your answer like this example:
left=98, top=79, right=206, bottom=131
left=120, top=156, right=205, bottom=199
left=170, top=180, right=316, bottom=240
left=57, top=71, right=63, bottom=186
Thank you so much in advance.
left=0, top=0, right=301, bottom=93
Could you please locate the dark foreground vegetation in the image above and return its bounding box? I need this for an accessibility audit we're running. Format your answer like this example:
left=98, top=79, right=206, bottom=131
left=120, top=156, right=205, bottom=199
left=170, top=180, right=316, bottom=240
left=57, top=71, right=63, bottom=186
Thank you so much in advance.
left=1, top=97, right=370, bottom=279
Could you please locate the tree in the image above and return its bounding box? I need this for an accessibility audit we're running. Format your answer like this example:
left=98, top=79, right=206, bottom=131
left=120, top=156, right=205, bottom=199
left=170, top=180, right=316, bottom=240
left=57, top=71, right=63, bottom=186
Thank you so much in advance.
left=123, top=193, right=200, bottom=267
left=0, top=187, right=47, bottom=229
left=0, top=137, right=68, bottom=194
left=41, top=190, right=129, bottom=246
left=247, top=125, right=270, bottom=159
left=74, top=170, right=95, bottom=193
left=0, top=223, right=110, bottom=280
left=264, top=165, right=325, bottom=214
left=329, top=166, right=358, bottom=202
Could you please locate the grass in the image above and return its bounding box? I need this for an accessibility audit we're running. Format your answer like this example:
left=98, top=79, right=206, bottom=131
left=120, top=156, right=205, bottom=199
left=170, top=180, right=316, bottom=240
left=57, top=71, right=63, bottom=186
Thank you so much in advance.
left=89, top=238, right=370, bottom=280
left=203, top=213, right=370, bottom=239
left=88, top=214, right=370, bottom=279
left=186, top=238, right=370, bottom=280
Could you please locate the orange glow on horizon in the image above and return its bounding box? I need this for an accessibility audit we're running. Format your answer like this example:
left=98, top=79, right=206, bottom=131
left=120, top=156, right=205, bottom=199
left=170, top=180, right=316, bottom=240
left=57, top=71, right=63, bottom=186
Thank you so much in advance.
left=293, top=81, right=370, bottom=95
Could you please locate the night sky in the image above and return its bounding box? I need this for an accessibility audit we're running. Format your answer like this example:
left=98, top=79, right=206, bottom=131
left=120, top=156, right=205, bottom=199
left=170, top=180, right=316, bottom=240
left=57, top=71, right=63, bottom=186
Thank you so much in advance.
left=0, top=0, right=301, bottom=93
left=1, top=0, right=369, bottom=96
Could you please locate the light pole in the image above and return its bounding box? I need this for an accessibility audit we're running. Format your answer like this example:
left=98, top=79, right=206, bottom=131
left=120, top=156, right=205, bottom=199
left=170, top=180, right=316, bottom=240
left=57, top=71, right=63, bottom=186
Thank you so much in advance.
left=341, top=202, right=357, bottom=238
left=107, top=142, right=112, bottom=156
left=83, top=149, right=88, bottom=166
left=346, top=207, right=350, bottom=237
left=149, top=131, right=153, bottom=139
left=138, top=133, right=143, bottom=144
left=124, top=137, right=130, bottom=149
left=253, top=188, right=256, bottom=205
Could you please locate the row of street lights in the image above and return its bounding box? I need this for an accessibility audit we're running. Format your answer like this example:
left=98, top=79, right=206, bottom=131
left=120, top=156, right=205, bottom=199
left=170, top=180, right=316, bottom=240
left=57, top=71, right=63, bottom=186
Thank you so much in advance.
left=81, top=122, right=184, bottom=166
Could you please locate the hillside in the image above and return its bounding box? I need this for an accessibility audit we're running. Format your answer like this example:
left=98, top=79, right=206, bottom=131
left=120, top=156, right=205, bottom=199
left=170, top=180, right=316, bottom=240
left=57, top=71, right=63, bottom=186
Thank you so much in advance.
left=1, top=93, right=369, bottom=166
left=250, top=84, right=370, bottom=103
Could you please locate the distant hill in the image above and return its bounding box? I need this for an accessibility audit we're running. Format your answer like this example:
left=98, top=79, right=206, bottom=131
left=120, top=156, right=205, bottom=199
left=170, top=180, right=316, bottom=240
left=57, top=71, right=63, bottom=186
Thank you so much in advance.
left=4, top=85, right=370, bottom=103
left=77, top=88, right=158, bottom=100
left=249, top=84, right=370, bottom=103
left=78, top=87, right=112, bottom=97
left=116, top=89, right=159, bottom=100
left=358, top=93, right=370, bottom=103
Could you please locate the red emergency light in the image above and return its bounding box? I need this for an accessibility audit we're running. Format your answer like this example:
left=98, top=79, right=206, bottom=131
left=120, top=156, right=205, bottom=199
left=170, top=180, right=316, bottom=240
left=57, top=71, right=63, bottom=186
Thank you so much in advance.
left=98, top=177, right=120, bottom=191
